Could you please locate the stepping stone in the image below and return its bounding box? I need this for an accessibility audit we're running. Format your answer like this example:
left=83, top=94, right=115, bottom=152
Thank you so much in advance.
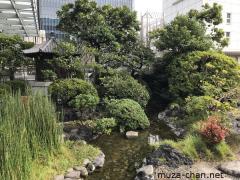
left=218, top=161, right=240, bottom=177
left=126, top=131, right=138, bottom=139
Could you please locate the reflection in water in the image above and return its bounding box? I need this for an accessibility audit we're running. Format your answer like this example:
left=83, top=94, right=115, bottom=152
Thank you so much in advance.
left=87, top=121, right=174, bottom=180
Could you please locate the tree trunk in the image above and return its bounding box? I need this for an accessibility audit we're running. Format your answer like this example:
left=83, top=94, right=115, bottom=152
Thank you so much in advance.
left=9, top=68, right=15, bottom=80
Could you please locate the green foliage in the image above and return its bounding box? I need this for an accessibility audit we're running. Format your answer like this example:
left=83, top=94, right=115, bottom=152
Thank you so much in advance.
left=167, top=51, right=240, bottom=99
left=5, top=80, right=30, bottom=95
left=105, top=99, right=150, bottom=131
left=188, top=3, right=228, bottom=48
left=101, top=73, right=150, bottom=107
left=214, top=141, right=234, bottom=160
left=48, top=79, right=98, bottom=107
left=184, top=96, right=230, bottom=122
left=0, top=93, right=61, bottom=180
left=57, top=0, right=154, bottom=73
left=48, top=41, right=85, bottom=79
left=69, top=94, right=99, bottom=111
left=30, top=141, right=100, bottom=180
left=95, top=118, right=117, bottom=135
left=0, top=83, right=10, bottom=97
left=158, top=135, right=234, bottom=161
left=151, top=3, right=227, bottom=54
left=150, top=15, right=213, bottom=54
left=0, top=33, right=34, bottom=80
left=57, top=0, right=139, bottom=56
left=41, top=70, right=57, bottom=81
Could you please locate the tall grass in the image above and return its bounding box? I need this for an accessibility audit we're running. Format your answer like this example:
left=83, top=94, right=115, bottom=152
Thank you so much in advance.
left=0, top=93, right=61, bottom=180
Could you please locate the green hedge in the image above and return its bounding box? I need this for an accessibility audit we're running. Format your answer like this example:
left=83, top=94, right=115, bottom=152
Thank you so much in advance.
left=48, top=78, right=99, bottom=107
left=106, top=99, right=150, bottom=131
left=101, top=73, right=150, bottom=107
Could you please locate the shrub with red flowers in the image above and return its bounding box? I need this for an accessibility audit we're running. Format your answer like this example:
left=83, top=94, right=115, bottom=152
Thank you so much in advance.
left=200, top=116, right=229, bottom=144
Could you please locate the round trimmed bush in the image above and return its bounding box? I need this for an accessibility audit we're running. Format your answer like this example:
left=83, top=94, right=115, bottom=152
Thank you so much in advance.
left=48, top=78, right=99, bottom=107
left=106, top=99, right=150, bottom=131
left=68, top=94, right=100, bottom=111
left=101, top=73, right=150, bottom=107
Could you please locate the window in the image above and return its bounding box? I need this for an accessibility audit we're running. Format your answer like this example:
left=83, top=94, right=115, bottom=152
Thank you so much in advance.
left=226, top=32, right=231, bottom=38
left=226, top=13, right=231, bottom=24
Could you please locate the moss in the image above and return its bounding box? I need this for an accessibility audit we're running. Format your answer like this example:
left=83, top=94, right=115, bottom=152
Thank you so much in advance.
left=30, top=141, right=100, bottom=180
left=156, top=135, right=234, bottom=161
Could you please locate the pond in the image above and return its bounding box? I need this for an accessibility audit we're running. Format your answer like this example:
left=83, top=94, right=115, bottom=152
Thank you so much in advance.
left=87, top=120, right=175, bottom=180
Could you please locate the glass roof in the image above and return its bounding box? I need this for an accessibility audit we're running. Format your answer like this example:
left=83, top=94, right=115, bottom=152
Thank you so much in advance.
left=0, top=0, right=39, bottom=37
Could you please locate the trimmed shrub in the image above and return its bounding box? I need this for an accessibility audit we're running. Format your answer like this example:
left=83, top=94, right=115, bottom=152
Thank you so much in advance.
left=48, top=78, right=99, bottom=107
left=95, top=118, right=117, bottom=135
left=167, top=51, right=240, bottom=99
left=200, top=116, right=229, bottom=144
left=184, top=96, right=230, bottom=122
left=101, top=73, right=150, bottom=107
left=69, top=94, right=99, bottom=112
left=106, top=99, right=150, bottom=131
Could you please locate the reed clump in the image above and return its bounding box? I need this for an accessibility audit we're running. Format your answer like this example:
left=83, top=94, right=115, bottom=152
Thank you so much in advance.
left=0, top=92, right=61, bottom=180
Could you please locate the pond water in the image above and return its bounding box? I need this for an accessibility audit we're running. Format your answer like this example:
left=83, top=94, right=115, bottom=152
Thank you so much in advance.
left=87, top=120, right=175, bottom=180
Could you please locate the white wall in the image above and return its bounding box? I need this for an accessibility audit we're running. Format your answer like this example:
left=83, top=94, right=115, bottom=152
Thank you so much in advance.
left=163, top=0, right=203, bottom=24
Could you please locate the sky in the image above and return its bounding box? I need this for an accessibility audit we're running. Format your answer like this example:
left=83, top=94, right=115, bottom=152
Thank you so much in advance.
left=134, top=0, right=162, bottom=14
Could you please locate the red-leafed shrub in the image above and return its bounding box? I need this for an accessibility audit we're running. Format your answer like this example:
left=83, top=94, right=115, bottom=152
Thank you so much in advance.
left=200, top=116, right=229, bottom=144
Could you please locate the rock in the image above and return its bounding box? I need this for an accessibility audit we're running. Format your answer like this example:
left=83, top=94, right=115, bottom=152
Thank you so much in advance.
left=69, top=134, right=82, bottom=141
left=86, top=163, right=95, bottom=173
left=83, top=159, right=91, bottom=166
left=146, top=144, right=193, bottom=168
left=126, top=131, right=139, bottom=139
left=70, top=128, right=79, bottom=134
left=74, top=166, right=88, bottom=177
left=218, top=161, right=240, bottom=177
left=148, top=134, right=161, bottom=145
left=137, top=165, right=154, bottom=176
left=80, top=167, right=88, bottom=177
left=237, top=123, right=240, bottom=128
left=54, top=175, right=64, bottom=180
left=158, top=108, right=185, bottom=137
left=66, top=168, right=73, bottom=173
left=64, top=170, right=81, bottom=178
left=136, top=165, right=154, bottom=180
left=93, top=152, right=105, bottom=168
left=80, top=167, right=88, bottom=178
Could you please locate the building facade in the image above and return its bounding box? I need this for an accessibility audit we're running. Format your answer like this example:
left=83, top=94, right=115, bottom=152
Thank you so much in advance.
left=163, top=0, right=240, bottom=62
left=39, top=0, right=134, bottom=40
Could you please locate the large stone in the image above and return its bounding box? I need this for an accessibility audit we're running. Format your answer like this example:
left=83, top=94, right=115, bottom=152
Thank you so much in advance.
left=86, top=163, right=95, bottom=173
left=83, top=159, right=91, bottom=166
left=54, top=175, right=64, bottom=180
left=64, top=170, right=81, bottom=179
left=73, top=166, right=88, bottom=177
left=148, top=134, right=161, bottom=145
left=66, top=168, right=73, bottom=173
left=146, top=144, right=193, bottom=168
left=93, top=152, right=105, bottom=168
left=218, top=161, right=240, bottom=177
left=126, top=131, right=139, bottom=139
left=137, top=165, right=154, bottom=176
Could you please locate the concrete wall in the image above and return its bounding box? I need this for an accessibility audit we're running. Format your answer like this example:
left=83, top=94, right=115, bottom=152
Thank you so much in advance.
left=28, top=81, right=52, bottom=96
